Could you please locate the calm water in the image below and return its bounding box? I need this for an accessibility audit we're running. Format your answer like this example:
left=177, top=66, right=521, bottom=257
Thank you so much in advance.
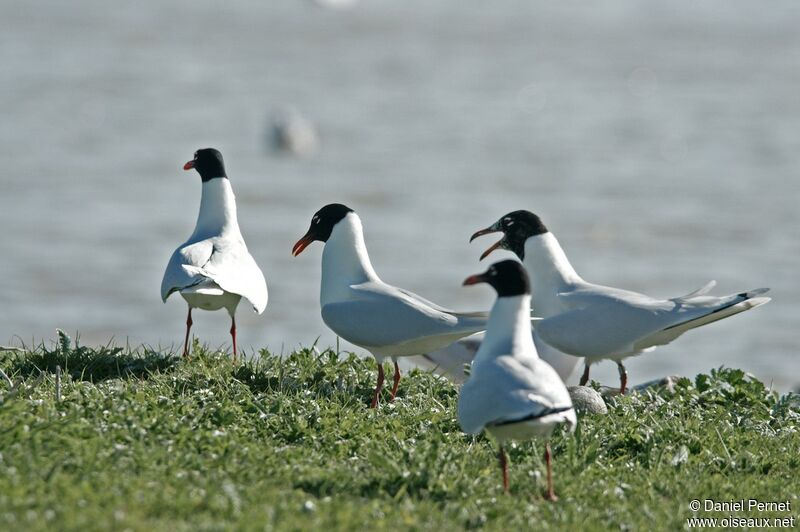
left=1, top=1, right=798, bottom=389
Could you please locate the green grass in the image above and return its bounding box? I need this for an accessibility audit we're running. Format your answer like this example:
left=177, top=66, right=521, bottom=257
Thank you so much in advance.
left=0, top=336, right=798, bottom=531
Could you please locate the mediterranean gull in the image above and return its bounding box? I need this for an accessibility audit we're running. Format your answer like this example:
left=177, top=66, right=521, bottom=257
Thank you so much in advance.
left=292, top=203, right=490, bottom=407
left=160, top=148, right=268, bottom=363
left=471, top=210, right=770, bottom=394
left=459, top=259, right=576, bottom=498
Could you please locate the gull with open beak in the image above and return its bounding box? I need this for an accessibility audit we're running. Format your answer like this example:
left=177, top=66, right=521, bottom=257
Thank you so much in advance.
left=459, top=259, right=576, bottom=499
left=470, top=210, right=770, bottom=394
left=292, top=203, right=490, bottom=407
left=160, top=148, right=268, bottom=362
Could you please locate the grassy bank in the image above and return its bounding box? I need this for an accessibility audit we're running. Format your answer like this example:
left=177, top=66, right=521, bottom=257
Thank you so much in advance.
left=0, top=338, right=798, bottom=531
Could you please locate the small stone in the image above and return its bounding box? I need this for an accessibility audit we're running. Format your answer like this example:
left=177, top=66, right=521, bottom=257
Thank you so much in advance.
left=568, top=386, right=607, bottom=415
left=671, top=445, right=689, bottom=466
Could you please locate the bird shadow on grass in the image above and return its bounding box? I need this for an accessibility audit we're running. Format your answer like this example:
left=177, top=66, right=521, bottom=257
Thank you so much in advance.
left=231, top=347, right=380, bottom=405
left=2, top=338, right=179, bottom=383
left=293, top=470, right=452, bottom=503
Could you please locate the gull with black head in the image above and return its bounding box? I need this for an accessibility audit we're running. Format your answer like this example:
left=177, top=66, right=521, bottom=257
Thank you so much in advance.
left=292, top=203, right=490, bottom=407
left=470, top=210, right=770, bottom=393
left=161, top=148, right=268, bottom=362
left=459, top=259, right=576, bottom=499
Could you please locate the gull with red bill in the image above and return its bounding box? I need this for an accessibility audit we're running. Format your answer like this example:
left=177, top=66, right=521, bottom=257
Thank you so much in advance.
left=458, top=259, right=576, bottom=499
left=469, top=210, right=770, bottom=394
left=161, top=148, right=268, bottom=362
left=292, top=203, right=490, bottom=407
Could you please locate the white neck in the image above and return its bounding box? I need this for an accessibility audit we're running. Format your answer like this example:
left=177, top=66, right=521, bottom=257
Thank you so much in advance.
left=475, top=294, right=537, bottom=362
left=522, top=233, right=582, bottom=315
left=320, top=213, right=380, bottom=305
left=190, top=178, right=241, bottom=240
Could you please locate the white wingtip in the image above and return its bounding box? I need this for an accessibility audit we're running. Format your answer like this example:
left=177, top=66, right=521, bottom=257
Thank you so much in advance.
left=743, top=296, right=771, bottom=310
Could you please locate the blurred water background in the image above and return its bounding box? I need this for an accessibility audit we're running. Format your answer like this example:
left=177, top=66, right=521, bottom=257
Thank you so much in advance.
left=1, top=0, right=798, bottom=389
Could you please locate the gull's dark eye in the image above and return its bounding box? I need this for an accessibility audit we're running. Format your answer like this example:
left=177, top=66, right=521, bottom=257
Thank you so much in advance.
left=313, top=216, right=320, bottom=224
left=503, top=217, right=514, bottom=228
left=488, top=269, right=498, bottom=276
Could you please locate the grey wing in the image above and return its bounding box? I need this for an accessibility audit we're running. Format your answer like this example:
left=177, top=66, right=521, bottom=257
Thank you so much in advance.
left=544, top=282, right=770, bottom=358
left=394, top=286, right=450, bottom=312
left=394, top=286, right=490, bottom=319
left=557, top=283, right=659, bottom=310
left=160, top=240, right=214, bottom=301
left=458, top=356, right=571, bottom=434
left=321, top=293, right=460, bottom=349
left=536, top=298, right=677, bottom=357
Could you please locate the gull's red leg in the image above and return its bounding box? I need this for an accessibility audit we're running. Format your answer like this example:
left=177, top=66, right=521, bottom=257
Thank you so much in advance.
left=617, top=361, right=628, bottom=394
left=370, top=363, right=385, bottom=408
left=579, top=362, right=590, bottom=386
left=390, top=360, right=401, bottom=400
left=183, top=308, right=193, bottom=358
left=230, top=316, right=237, bottom=365
left=498, top=446, right=509, bottom=493
left=545, top=443, right=558, bottom=502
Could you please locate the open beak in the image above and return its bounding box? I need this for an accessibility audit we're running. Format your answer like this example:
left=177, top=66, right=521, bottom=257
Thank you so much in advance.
left=183, top=160, right=195, bottom=170
left=478, top=238, right=506, bottom=261
left=462, top=272, right=487, bottom=286
left=470, top=223, right=506, bottom=261
left=292, top=230, right=316, bottom=257
left=469, top=226, right=500, bottom=242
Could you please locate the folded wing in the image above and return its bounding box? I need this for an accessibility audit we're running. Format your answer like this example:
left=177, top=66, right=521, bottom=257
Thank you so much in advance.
left=537, top=283, right=771, bottom=358
left=160, top=237, right=268, bottom=314
left=160, top=240, right=215, bottom=301
left=458, top=356, right=572, bottom=434
left=321, top=282, right=486, bottom=352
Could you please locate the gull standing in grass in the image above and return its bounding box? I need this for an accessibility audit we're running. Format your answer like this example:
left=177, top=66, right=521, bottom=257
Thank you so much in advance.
left=161, top=148, right=268, bottom=363
left=292, top=203, right=490, bottom=407
left=471, top=210, right=770, bottom=393
left=459, top=260, right=576, bottom=499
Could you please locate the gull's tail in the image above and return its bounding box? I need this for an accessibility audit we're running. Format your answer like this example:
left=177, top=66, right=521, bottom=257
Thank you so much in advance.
left=637, top=288, right=771, bottom=350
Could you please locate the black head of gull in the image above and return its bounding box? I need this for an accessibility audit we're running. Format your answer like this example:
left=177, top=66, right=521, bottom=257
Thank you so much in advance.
left=463, top=259, right=531, bottom=297
left=292, top=203, right=354, bottom=256
left=184, top=148, right=227, bottom=182
left=470, top=210, right=548, bottom=261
